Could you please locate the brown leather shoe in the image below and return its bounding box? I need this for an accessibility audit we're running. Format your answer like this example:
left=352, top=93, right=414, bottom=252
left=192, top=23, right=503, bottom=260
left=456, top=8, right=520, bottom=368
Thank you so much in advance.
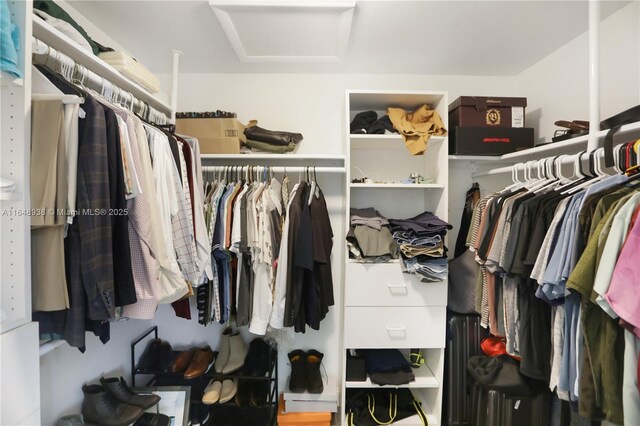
left=171, top=348, right=196, bottom=373
left=184, top=346, right=214, bottom=379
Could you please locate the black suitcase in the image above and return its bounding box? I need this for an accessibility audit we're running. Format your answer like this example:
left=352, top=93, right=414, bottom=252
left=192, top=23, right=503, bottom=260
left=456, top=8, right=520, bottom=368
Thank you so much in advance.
left=471, top=382, right=551, bottom=426
left=444, top=314, right=487, bottom=426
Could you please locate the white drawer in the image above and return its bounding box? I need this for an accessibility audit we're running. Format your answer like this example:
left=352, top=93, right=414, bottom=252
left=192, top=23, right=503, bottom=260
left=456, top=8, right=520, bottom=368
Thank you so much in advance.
left=344, top=306, right=446, bottom=348
left=345, top=262, right=447, bottom=307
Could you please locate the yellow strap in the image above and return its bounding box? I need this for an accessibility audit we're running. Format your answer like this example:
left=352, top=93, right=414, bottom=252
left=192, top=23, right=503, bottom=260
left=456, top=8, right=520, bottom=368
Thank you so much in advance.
left=367, top=393, right=397, bottom=425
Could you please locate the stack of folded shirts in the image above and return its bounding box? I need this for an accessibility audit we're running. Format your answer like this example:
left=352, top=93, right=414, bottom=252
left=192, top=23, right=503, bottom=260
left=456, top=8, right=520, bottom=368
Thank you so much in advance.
left=346, top=207, right=398, bottom=263
left=243, top=125, right=303, bottom=154
left=359, top=349, right=415, bottom=386
left=389, top=211, right=451, bottom=282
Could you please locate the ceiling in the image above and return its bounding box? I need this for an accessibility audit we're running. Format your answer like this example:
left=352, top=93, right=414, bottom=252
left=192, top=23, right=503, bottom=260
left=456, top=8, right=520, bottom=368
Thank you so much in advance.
left=69, top=0, right=630, bottom=76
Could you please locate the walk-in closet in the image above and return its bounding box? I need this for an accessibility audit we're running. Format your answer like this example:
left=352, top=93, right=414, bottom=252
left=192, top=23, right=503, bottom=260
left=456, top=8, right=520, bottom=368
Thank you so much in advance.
left=0, top=1, right=638, bottom=425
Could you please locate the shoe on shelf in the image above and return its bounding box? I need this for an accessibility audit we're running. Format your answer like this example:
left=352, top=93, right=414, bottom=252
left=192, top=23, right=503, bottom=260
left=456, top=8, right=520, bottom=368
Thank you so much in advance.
left=221, top=333, right=247, bottom=374
left=234, top=379, right=251, bottom=407
left=133, top=413, right=171, bottom=426
left=158, top=340, right=174, bottom=373
left=172, top=348, right=197, bottom=373
left=188, top=403, right=210, bottom=426
left=244, top=338, right=272, bottom=377
left=100, top=377, right=161, bottom=409
left=306, top=349, right=324, bottom=394
left=214, top=327, right=232, bottom=373
left=249, top=381, right=271, bottom=407
left=219, top=379, right=238, bottom=404
left=81, top=384, right=143, bottom=426
left=202, top=380, right=222, bottom=405
left=137, top=339, right=161, bottom=373
left=184, top=346, right=214, bottom=379
left=287, top=349, right=307, bottom=393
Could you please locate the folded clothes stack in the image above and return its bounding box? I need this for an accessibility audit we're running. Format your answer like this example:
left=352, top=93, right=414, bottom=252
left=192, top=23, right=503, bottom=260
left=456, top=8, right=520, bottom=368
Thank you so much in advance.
left=359, top=349, right=415, bottom=386
left=389, top=211, right=451, bottom=282
left=243, top=124, right=303, bottom=154
left=346, top=207, right=398, bottom=263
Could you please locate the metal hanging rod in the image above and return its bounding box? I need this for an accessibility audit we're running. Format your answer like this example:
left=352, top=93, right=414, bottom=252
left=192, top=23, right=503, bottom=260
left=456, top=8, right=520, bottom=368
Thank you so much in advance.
left=202, top=166, right=345, bottom=174
left=472, top=149, right=609, bottom=179
left=32, top=37, right=170, bottom=124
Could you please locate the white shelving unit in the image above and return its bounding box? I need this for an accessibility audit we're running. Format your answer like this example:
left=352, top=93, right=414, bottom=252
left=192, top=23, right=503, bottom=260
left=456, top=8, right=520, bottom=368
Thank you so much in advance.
left=0, top=70, right=24, bottom=87
left=31, top=14, right=172, bottom=117
left=342, top=90, right=448, bottom=425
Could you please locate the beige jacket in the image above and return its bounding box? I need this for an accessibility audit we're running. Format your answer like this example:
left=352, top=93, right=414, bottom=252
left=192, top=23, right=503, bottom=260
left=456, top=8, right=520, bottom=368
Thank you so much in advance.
left=388, top=104, right=447, bottom=155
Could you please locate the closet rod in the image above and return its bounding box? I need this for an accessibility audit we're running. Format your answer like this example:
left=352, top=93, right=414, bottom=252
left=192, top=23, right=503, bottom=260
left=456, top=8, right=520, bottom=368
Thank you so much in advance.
left=472, top=150, right=607, bottom=179
left=31, top=37, right=170, bottom=124
left=202, top=166, right=345, bottom=174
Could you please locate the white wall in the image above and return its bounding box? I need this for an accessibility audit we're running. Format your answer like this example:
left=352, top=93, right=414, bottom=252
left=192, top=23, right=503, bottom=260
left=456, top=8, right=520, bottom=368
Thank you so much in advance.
left=517, top=1, right=640, bottom=145
left=163, top=73, right=519, bottom=155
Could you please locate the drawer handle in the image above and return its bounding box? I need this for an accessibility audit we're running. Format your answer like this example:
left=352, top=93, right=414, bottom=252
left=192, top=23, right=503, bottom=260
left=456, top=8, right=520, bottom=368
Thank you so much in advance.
left=387, top=284, right=408, bottom=293
left=386, top=326, right=407, bottom=337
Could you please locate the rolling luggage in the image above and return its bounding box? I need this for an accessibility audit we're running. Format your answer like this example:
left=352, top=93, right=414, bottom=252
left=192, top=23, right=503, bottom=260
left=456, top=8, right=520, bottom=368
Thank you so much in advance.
left=445, top=314, right=487, bottom=426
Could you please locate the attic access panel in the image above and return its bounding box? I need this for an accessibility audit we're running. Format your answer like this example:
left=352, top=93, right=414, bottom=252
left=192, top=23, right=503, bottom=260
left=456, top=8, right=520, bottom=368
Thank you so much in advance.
left=209, top=1, right=356, bottom=62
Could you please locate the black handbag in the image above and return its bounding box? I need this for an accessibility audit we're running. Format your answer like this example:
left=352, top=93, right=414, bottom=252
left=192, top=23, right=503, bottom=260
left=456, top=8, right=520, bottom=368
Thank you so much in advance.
left=346, top=388, right=429, bottom=425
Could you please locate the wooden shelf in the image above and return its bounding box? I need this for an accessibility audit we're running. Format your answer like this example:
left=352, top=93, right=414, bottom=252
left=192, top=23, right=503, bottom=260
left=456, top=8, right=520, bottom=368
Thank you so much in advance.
left=345, top=363, right=439, bottom=389
left=0, top=71, right=23, bottom=87
left=346, top=259, right=400, bottom=264
left=32, top=15, right=172, bottom=116
left=350, top=183, right=444, bottom=189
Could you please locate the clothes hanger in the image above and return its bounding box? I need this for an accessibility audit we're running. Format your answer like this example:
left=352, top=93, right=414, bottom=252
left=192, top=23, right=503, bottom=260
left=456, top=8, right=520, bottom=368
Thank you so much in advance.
left=565, top=149, right=607, bottom=194
left=308, top=166, right=317, bottom=205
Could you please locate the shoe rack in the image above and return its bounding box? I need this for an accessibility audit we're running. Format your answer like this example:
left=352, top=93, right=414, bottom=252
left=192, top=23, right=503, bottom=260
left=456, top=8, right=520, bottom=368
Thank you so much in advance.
left=130, top=326, right=279, bottom=426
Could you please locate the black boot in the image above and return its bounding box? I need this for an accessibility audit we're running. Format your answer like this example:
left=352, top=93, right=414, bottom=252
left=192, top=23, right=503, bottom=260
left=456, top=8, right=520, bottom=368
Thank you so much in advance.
left=244, top=338, right=272, bottom=376
left=101, top=377, right=161, bottom=409
left=306, top=350, right=324, bottom=394
left=287, top=350, right=307, bottom=393
left=82, top=384, right=143, bottom=426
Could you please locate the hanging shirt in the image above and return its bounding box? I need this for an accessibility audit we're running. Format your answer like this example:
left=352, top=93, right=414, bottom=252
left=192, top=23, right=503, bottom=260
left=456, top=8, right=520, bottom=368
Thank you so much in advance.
left=270, top=183, right=300, bottom=329
left=145, top=125, right=189, bottom=304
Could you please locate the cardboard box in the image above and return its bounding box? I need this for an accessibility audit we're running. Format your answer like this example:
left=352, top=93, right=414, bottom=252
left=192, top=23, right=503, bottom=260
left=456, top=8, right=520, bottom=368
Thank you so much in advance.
left=278, top=395, right=332, bottom=425
left=283, top=377, right=338, bottom=413
left=449, top=126, right=534, bottom=156
left=175, top=117, right=245, bottom=154
left=449, top=96, right=527, bottom=129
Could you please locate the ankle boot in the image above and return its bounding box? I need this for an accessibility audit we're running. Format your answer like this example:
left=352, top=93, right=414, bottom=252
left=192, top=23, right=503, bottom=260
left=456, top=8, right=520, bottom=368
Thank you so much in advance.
left=82, top=384, right=143, bottom=426
left=221, top=333, right=247, bottom=374
left=214, top=327, right=232, bottom=373
left=244, top=338, right=272, bottom=376
left=100, top=377, right=161, bottom=409
left=306, top=349, right=324, bottom=394
left=287, top=349, right=306, bottom=393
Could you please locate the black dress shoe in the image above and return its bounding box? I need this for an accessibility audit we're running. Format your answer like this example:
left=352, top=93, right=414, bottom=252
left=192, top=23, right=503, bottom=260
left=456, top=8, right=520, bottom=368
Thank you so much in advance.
left=134, top=413, right=171, bottom=426
left=250, top=381, right=271, bottom=407
left=234, top=379, right=252, bottom=407
left=157, top=340, right=174, bottom=373
left=137, top=339, right=161, bottom=373
left=101, top=377, right=161, bottom=409
left=82, top=384, right=143, bottom=426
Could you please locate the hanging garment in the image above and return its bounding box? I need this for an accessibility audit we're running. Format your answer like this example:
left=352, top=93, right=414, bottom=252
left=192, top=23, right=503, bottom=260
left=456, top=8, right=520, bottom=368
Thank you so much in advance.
left=31, top=100, right=69, bottom=312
